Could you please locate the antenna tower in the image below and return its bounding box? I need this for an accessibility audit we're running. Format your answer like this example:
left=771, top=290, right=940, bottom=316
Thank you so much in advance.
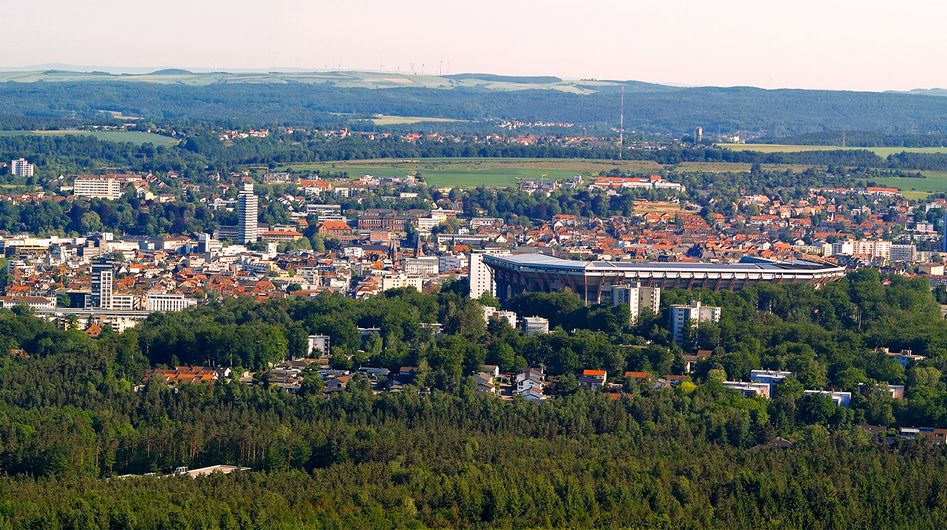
left=618, top=86, right=625, bottom=160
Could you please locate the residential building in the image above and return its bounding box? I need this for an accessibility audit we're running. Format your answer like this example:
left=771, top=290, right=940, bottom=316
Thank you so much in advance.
left=578, top=369, right=607, bottom=390
left=404, top=256, right=439, bottom=276
left=723, top=381, right=771, bottom=399
left=610, top=282, right=661, bottom=323
left=381, top=273, right=423, bottom=292
left=87, top=258, right=117, bottom=309
left=237, top=183, right=259, bottom=244
left=307, top=335, right=330, bottom=356
left=521, top=316, right=549, bottom=335
left=483, top=305, right=518, bottom=327
left=10, top=158, right=33, bottom=178
left=75, top=176, right=122, bottom=200
left=804, top=390, right=852, bottom=407
left=468, top=249, right=510, bottom=299
left=750, top=369, right=793, bottom=392
left=670, top=300, right=721, bottom=344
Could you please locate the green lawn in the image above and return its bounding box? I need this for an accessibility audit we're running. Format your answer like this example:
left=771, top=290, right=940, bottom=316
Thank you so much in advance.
left=284, top=157, right=663, bottom=187
left=0, top=130, right=179, bottom=147
left=717, top=143, right=947, bottom=157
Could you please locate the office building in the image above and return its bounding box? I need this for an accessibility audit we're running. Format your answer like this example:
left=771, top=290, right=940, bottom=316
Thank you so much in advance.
left=237, top=183, right=259, bottom=244
left=670, top=300, right=721, bottom=344
left=145, top=294, right=197, bottom=312
left=10, top=158, right=34, bottom=178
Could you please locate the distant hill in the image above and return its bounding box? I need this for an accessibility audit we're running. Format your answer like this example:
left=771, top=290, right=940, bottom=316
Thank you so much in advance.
left=446, top=73, right=562, bottom=84
left=148, top=68, right=193, bottom=75
left=0, top=69, right=945, bottom=136
left=907, top=89, right=947, bottom=97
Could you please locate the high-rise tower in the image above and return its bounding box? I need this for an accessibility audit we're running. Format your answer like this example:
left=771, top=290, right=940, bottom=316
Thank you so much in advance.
left=238, top=183, right=259, bottom=244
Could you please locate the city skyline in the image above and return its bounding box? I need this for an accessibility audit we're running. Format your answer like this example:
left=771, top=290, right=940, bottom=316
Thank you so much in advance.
left=4, top=0, right=946, bottom=92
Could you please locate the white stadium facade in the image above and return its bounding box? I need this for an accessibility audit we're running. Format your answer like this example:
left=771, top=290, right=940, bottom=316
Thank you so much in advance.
left=483, top=253, right=846, bottom=303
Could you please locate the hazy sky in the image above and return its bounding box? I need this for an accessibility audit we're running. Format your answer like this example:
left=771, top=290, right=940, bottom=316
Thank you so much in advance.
left=4, top=0, right=945, bottom=91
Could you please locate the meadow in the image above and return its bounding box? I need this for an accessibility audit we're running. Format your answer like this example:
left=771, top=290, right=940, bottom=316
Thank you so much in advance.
left=0, top=130, right=179, bottom=147
left=869, top=171, right=947, bottom=199
left=717, top=143, right=947, bottom=157
left=284, top=157, right=663, bottom=187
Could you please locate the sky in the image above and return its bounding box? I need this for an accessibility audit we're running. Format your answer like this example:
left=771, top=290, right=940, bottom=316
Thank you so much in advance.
left=3, top=0, right=946, bottom=91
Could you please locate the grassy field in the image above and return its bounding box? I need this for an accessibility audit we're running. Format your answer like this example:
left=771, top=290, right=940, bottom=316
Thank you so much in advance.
left=284, top=158, right=663, bottom=187
left=672, top=161, right=820, bottom=173
left=868, top=171, right=947, bottom=199
left=717, top=143, right=947, bottom=157
left=370, top=115, right=466, bottom=126
left=0, top=130, right=179, bottom=147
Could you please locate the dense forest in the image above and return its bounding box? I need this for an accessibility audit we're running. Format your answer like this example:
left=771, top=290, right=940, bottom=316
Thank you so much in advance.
left=2, top=77, right=947, bottom=136
left=0, top=273, right=947, bottom=525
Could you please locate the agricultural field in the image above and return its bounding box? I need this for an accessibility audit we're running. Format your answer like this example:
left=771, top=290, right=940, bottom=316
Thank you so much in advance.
left=672, top=161, right=820, bottom=173
left=717, top=143, right=947, bottom=157
left=869, top=171, right=947, bottom=199
left=284, top=158, right=663, bottom=187
left=369, top=114, right=466, bottom=126
left=0, top=130, right=179, bottom=147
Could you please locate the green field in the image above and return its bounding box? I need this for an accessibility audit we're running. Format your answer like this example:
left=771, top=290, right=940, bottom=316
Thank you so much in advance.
left=868, top=171, right=947, bottom=199
left=717, top=143, right=947, bottom=157
left=0, top=130, right=179, bottom=147
left=283, top=158, right=663, bottom=187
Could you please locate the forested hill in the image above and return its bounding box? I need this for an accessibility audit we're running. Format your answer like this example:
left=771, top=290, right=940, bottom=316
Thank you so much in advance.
left=1, top=70, right=946, bottom=135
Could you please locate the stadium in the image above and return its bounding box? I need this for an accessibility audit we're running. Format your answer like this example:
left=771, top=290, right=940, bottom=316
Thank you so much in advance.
left=483, top=253, right=846, bottom=303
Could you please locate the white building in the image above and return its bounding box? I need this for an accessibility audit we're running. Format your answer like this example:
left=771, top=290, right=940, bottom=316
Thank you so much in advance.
left=87, top=258, right=116, bottom=309
left=521, top=316, right=549, bottom=335
left=804, top=390, right=852, bottom=407
left=145, top=293, right=197, bottom=312
left=610, top=283, right=661, bottom=323
left=237, top=183, right=259, bottom=244
left=723, top=381, right=771, bottom=399
left=307, top=335, right=330, bottom=356
left=404, top=256, right=439, bottom=276
left=670, top=300, right=721, bottom=344
left=10, top=158, right=34, bottom=178
left=381, top=273, right=423, bottom=292
left=468, top=250, right=509, bottom=299
left=438, top=254, right=463, bottom=273
left=483, top=305, right=518, bottom=327
left=889, top=244, right=917, bottom=263
left=75, top=176, right=122, bottom=200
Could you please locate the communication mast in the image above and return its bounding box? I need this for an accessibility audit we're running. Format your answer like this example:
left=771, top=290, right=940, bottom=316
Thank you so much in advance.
left=618, top=85, right=624, bottom=160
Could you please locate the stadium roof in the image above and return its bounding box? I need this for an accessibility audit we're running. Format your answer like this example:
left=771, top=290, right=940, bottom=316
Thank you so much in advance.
left=485, top=253, right=843, bottom=273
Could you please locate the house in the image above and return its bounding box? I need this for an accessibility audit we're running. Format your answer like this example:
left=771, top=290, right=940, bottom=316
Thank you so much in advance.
left=722, top=381, right=771, bottom=399
left=515, top=367, right=545, bottom=394
left=578, top=369, right=607, bottom=390
left=474, top=372, right=497, bottom=394
left=804, top=390, right=852, bottom=407
left=683, top=350, right=711, bottom=373
left=324, top=375, right=350, bottom=393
